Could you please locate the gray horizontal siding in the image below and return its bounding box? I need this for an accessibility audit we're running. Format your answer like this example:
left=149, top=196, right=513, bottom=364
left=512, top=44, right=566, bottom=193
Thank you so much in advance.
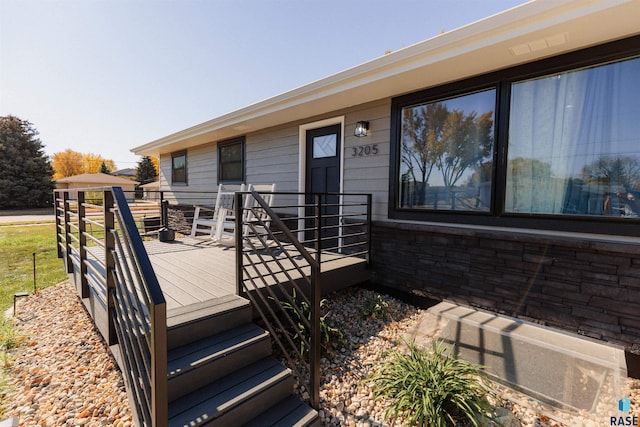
left=158, top=98, right=394, bottom=219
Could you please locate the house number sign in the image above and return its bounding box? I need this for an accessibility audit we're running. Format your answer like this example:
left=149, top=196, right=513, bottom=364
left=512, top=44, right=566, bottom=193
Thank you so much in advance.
left=351, top=144, right=379, bottom=157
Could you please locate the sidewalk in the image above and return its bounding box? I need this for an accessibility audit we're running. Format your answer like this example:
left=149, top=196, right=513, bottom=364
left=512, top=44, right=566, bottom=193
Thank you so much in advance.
left=0, top=208, right=55, bottom=223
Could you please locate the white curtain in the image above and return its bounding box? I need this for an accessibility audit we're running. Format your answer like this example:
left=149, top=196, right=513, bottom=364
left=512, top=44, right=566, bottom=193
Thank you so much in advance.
left=506, top=56, right=640, bottom=216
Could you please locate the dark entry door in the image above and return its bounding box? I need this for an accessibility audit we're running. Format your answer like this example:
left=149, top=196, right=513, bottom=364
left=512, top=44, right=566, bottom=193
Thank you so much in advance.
left=305, top=124, right=341, bottom=250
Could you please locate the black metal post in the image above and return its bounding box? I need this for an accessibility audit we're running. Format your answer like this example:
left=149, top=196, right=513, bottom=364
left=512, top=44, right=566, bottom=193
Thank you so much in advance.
left=235, top=192, right=244, bottom=296
left=104, top=189, right=117, bottom=345
left=32, top=252, right=36, bottom=293
left=310, top=194, right=322, bottom=409
left=78, top=191, right=89, bottom=298
left=161, top=200, right=169, bottom=229
left=366, top=193, right=372, bottom=268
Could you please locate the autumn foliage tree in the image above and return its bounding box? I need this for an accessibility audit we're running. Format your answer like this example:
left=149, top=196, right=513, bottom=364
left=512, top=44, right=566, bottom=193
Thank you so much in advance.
left=52, top=149, right=117, bottom=179
left=0, top=115, right=55, bottom=209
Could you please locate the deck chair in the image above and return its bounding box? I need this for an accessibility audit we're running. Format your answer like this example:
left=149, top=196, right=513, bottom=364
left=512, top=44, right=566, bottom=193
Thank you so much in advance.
left=214, top=183, right=276, bottom=245
left=190, top=183, right=245, bottom=238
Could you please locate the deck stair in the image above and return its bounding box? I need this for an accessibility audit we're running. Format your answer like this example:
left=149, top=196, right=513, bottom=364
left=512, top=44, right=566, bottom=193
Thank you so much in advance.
left=165, top=294, right=320, bottom=427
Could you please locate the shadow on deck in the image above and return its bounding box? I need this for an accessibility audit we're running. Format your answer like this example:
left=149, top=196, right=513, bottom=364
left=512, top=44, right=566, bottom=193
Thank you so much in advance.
left=144, top=236, right=369, bottom=311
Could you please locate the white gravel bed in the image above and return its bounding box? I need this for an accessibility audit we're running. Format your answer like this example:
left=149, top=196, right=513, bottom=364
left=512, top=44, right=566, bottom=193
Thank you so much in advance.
left=2, top=282, right=638, bottom=426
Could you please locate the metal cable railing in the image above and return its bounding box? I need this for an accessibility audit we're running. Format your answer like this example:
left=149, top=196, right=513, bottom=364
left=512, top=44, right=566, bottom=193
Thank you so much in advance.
left=55, top=187, right=167, bottom=426
left=110, top=187, right=167, bottom=427
left=235, top=191, right=371, bottom=410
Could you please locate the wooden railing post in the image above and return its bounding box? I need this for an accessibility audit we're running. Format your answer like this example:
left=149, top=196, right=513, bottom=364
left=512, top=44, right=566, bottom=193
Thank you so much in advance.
left=77, top=191, right=89, bottom=298
left=103, top=189, right=117, bottom=345
left=63, top=191, right=73, bottom=274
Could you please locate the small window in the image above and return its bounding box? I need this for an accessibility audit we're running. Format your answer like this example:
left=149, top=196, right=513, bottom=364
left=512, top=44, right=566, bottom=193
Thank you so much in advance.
left=171, top=151, right=187, bottom=185
left=218, top=137, right=245, bottom=183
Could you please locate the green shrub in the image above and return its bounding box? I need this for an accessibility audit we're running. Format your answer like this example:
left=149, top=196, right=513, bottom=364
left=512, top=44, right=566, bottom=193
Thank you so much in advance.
left=280, top=289, right=343, bottom=355
left=358, top=292, right=389, bottom=320
left=369, top=339, right=495, bottom=427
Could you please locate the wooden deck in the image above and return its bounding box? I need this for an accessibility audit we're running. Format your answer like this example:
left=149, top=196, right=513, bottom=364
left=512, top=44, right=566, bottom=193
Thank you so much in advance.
left=144, top=238, right=236, bottom=310
left=144, top=237, right=369, bottom=312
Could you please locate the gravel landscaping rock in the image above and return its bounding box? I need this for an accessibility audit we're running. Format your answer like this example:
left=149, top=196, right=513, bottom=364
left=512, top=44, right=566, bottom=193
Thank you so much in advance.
left=2, top=282, right=638, bottom=426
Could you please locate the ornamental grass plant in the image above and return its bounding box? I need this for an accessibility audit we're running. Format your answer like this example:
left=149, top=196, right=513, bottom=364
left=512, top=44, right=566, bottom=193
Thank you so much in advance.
left=369, top=339, right=496, bottom=427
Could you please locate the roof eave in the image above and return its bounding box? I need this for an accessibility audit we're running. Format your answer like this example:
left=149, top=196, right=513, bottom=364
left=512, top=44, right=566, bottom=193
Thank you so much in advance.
left=133, top=0, right=640, bottom=157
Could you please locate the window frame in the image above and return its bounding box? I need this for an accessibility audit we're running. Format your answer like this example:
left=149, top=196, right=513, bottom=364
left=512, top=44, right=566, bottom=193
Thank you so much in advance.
left=171, top=150, right=187, bottom=185
left=389, top=35, right=640, bottom=236
left=217, top=136, right=245, bottom=184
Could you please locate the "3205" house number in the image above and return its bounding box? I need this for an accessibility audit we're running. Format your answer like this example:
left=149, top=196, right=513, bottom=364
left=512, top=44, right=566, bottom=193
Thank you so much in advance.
left=351, top=144, right=379, bottom=157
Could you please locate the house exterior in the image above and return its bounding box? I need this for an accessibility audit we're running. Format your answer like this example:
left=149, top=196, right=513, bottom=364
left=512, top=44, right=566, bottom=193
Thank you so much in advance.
left=140, top=180, right=160, bottom=201
left=133, top=1, right=640, bottom=371
left=55, top=172, right=139, bottom=199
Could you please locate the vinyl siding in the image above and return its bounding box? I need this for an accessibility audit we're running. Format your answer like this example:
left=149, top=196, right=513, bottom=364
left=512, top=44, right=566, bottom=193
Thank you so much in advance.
left=342, top=99, right=390, bottom=221
left=159, top=98, right=392, bottom=220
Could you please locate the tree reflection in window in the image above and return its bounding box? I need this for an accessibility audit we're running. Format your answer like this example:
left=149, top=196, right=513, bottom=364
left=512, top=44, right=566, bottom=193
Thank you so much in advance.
left=399, top=89, right=495, bottom=211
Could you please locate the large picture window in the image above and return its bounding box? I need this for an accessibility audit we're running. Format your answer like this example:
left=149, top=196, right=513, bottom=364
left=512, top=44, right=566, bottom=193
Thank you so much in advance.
left=218, top=137, right=245, bottom=183
left=171, top=151, right=187, bottom=185
left=390, top=36, right=640, bottom=235
left=399, top=89, right=495, bottom=212
left=506, top=57, right=640, bottom=218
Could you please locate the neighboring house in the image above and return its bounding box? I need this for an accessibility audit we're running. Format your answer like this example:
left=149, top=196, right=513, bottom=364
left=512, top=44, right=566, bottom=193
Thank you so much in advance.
left=112, top=168, right=137, bottom=178
left=140, top=180, right=160, bottom=201
left=132, top=1, right=640, bottom=369
left=56, top=173, right=139, bottom=201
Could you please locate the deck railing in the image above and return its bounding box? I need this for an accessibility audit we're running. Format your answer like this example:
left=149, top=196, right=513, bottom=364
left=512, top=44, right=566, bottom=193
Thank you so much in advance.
left=234, top=191, right=372, bottom=409
left=55, top=187, right=167, bottom=426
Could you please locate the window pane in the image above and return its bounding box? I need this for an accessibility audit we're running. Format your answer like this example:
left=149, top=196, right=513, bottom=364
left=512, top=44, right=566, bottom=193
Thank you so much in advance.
left=220, top=161, right=242, bottom=181
left=220, top=144, right=242, bottom=163
left=506, top=56, right=640, bottom=217
left=313, top=134, right=337, bottom=158
left=398, top=89, right=496, bottom=211
left=172, top=153, right=186, bottom=183
left=219, top=139, right=244, bottom=182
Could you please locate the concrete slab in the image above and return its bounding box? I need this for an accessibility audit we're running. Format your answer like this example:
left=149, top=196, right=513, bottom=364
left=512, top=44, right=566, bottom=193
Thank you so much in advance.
left=420, top=302, right=627, bottom=413
left=0, top=417, right=19, bottom=427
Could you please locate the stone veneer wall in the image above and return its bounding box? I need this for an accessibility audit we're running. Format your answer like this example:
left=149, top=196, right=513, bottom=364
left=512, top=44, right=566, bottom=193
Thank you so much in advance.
left=370, top=221, right=640, bottom=356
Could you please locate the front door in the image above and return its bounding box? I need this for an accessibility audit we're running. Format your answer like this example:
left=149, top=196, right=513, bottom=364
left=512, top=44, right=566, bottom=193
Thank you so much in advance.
left=305, top=124, right=341, bottom=250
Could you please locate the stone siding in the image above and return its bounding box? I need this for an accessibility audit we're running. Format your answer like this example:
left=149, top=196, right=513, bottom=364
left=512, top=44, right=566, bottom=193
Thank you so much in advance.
left=371, top=221, right=640, bottom=355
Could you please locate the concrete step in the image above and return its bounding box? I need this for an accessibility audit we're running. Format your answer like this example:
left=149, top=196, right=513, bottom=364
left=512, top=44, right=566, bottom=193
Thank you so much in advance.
left=168, top=357, right=293, bottom=427
left=166, top=294, right=252, bottom=350
left=167, top=323, right=272, bottom=402
left=244, top=395, right=320, bottom=427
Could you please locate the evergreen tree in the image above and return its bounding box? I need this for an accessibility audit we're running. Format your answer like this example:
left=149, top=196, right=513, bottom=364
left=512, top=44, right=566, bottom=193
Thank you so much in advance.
left=135, top=156, right=158, bottom=185
left=99, top=161, right=111, bottom=174
left=0, top=116, right=55, bottom=209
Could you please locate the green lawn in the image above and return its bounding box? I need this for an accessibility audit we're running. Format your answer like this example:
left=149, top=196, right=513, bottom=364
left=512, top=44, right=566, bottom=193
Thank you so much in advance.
left=0, top=224, right=68, bottom=312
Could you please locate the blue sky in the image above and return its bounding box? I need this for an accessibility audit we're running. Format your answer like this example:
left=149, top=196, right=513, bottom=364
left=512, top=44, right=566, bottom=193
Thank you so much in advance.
left=1, top=0, right=526, bottom=170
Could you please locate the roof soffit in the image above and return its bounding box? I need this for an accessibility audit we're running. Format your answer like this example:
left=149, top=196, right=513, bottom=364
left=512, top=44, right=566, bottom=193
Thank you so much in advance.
left=133, top=0, right=640, bottom=157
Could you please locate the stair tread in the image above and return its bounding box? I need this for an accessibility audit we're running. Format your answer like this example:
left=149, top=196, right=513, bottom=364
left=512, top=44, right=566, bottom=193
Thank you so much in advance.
left=166, top=294, right=249, bottom=329
left=244, top=395, right=319, bottom=427
left=167, top=323, right=269, bottom=378
left=168, top=357, right=291, bottom=425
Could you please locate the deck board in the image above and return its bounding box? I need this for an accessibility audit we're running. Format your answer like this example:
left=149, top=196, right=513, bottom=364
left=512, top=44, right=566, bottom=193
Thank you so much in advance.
left=71, top=236, right=368, bottom=312
left=144, top=238, right=236, bottom=310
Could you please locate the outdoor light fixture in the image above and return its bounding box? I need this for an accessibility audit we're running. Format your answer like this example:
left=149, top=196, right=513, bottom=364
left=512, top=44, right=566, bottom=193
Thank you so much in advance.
left=354, top=121, right=369, bottom=137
